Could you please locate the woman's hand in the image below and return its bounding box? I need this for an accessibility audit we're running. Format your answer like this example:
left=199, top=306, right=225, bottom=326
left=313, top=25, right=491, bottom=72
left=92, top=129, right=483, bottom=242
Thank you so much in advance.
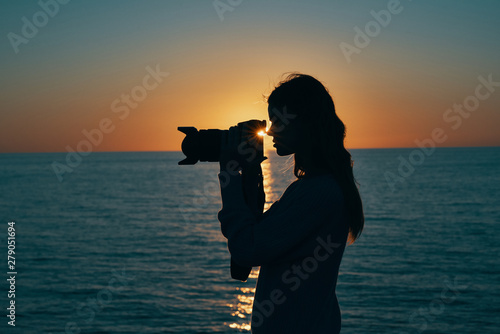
left=220, top=126, right=266, bottom=173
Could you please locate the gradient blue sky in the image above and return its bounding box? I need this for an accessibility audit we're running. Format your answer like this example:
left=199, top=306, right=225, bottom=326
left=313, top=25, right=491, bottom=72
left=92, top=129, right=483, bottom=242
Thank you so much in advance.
left=1, top=0, right=499, bottom=152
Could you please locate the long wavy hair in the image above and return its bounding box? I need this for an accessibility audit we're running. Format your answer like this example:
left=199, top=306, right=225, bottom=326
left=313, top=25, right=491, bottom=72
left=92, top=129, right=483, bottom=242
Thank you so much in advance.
left=267, top=73, right=364, bottom=243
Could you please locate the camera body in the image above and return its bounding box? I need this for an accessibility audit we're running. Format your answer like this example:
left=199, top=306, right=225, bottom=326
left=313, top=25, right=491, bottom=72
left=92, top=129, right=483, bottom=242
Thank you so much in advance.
left=178, top=119, right=266, bottom=165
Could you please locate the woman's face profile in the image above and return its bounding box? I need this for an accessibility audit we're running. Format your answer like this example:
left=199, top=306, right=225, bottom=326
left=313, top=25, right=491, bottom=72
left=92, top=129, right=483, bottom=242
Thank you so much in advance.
left=267, top=104, right=301, bottom=156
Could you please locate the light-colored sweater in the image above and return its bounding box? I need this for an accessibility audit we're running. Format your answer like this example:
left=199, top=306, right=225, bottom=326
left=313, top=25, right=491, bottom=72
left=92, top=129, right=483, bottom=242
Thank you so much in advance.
left=218, top=172, right=349, bottom=333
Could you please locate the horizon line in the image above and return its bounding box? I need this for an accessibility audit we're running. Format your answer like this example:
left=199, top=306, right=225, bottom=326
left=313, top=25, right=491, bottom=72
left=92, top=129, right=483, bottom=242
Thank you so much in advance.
left=1, top=145, right=499, bottom=154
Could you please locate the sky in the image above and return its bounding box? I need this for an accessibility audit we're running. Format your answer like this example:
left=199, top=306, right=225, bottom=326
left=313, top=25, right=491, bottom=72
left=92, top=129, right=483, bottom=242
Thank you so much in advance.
left=1, top=0, right=499, bottom=153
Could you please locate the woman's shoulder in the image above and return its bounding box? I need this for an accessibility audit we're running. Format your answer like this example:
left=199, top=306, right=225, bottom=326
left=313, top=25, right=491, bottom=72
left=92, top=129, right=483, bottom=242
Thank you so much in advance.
left=264, top=173, right=343, bottom=217
left=286, top=173, right=342, bottom=201
left=298, top=173, right=340, bottom=190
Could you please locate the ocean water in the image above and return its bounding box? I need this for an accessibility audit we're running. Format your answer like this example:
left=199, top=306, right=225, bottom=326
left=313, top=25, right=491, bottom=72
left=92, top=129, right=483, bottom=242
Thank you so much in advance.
left=0, top=147, right=499, bottom=333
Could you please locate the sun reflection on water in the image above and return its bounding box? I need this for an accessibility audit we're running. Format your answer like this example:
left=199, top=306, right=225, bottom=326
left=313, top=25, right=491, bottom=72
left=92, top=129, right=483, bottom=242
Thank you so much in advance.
left=224, top=256, right=260, bottom=330
left=261, top=154, right=278, bottom=211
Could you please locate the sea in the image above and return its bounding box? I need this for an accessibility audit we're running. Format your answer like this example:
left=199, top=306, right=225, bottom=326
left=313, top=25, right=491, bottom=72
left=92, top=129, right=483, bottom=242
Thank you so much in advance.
left=0, top=147, right=499, bottom=333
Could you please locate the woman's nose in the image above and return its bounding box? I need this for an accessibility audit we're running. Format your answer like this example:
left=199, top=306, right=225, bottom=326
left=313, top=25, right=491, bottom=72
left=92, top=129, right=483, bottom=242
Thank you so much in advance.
left=266, top=124, right=275, bottom=137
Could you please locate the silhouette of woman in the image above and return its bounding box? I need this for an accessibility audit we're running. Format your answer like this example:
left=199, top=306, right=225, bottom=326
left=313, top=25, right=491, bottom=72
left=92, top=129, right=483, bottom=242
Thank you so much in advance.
left=218, top=73, right=364, bottom=333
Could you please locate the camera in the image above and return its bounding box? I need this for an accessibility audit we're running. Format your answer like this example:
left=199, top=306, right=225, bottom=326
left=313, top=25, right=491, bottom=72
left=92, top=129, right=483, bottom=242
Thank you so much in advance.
left=177, top=119, right=266, bottom=165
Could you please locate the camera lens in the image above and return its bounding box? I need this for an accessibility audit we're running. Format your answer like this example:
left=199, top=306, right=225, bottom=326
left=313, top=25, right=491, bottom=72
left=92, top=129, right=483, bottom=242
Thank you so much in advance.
left=178, top=120, right=266, bottom=165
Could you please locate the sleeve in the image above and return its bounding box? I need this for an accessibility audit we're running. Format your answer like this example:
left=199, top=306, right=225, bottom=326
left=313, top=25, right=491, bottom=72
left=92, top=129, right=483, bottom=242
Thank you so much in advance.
left=230, top=167, right=264, bottom=281
left=218, top=173, right=341, bottom=267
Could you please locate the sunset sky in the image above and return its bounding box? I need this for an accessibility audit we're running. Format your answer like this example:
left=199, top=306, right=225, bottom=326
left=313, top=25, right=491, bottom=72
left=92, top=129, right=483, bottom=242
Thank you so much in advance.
left=1, top=0, right=499, bottom=153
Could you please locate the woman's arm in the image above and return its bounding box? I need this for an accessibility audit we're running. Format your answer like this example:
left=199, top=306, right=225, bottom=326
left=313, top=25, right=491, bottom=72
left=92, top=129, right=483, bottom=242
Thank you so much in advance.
left=241, top=164, right=265, bottom=218
left=218, top=172, right=343, bottom=267
left=219, top=126, right=266, bottom=280
left=229, top=165, right=265, bottom=281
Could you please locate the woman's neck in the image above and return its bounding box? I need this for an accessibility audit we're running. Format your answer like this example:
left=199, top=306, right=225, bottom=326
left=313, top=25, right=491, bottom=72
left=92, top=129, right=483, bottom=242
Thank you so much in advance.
left=294, top=153, right=329, bottom=177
